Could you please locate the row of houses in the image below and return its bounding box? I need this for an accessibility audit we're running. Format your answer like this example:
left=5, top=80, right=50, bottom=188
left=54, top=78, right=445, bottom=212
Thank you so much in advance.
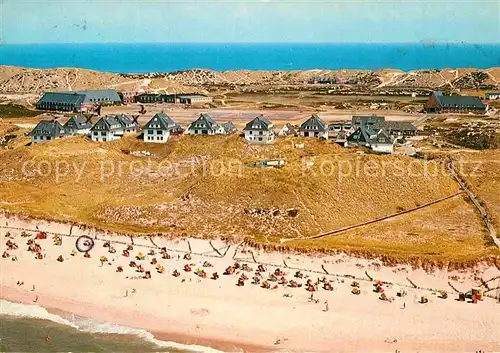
left=35, top=90, right=212, bottom=112
left=29, top=114, right=137, bottom=143
left=29, top=113, right=416, bottom=154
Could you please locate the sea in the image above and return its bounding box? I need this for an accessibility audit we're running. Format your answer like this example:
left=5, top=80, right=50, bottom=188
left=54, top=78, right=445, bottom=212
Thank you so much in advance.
left=0, top=43, right=499, bottom=73
left=0, top=300, right=222, bottom=353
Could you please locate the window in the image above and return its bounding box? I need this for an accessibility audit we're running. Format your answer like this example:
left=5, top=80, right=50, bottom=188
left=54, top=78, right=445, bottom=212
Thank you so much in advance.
left=103, top=138, right=107, bottom=142
left=93, top=131, right=98, bottom=136
left=157, top=130, right=162, bottom=135
left=148, top=130, right=153, bottom=134
left=249, top=131, right=253, bottom=135
left=258, top=137, right=263, bottom=141
left=259, top=131, right=263, bottom=135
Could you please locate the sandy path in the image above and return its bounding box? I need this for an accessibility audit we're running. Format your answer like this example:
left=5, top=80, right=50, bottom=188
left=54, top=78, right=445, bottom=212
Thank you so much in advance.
left=1, top=216, right=499, bottom=352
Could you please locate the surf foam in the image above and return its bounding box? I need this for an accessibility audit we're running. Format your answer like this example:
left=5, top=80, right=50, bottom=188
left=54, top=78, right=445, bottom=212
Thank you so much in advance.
left=0, top=299, right=226, bottom=353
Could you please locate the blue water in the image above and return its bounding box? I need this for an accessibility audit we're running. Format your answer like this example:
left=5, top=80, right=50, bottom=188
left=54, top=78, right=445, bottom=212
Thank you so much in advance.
left=0, top=43, right=499, bottom=73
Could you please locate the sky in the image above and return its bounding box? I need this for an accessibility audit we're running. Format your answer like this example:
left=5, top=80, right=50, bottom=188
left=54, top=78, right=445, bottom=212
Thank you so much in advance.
left=1, top=0, right=499, bottom=44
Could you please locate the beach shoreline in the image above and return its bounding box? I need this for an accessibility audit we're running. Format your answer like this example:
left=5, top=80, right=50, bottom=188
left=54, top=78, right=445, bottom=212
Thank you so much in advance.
left=0, top=287, right=270, bottom=353
left=1, top=215, right=499, bottom=352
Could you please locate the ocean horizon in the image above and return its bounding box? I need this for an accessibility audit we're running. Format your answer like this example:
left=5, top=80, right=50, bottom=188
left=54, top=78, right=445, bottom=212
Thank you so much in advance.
left=0, top=42, right=499, bottom=74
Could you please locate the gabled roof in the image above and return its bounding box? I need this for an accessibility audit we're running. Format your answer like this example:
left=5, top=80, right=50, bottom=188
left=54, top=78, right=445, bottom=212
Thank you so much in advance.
left=76, top=89, right=121, bottom=104
left=299, top=114, right=327, bottom=132
left=188, top=113, right=218, bottom=130
left=29, top=120, right=66, bottom=137
left=115, top=114, right=136, bottom=128
left=64, top=116, right=92, bottom=130
left=431, top=91, right=485, bottom=109
left=347, top=126, right=372, bottom=144
left=347, top=126, right=393, bottom=145
left=243, top=115, right=273, bottom=131
left=369, top=128, right=393, bottom=145
left=221, top=121, right=237, bottom=133
left=279, top=123, right=297, bottom=136
left=37, top=92, right=85, bottom=105
left=145, top=112, right=180, bottom=130
left=90, top=115, right=123, bottom=132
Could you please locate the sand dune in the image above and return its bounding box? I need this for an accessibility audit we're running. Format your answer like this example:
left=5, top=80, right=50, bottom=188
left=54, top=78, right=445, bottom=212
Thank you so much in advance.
left=1, top=65, right=499, bottom=94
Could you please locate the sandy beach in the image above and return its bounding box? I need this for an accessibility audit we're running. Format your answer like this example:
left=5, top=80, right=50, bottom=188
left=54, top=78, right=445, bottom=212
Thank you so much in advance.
left=1, top=214, right=499, bottom=352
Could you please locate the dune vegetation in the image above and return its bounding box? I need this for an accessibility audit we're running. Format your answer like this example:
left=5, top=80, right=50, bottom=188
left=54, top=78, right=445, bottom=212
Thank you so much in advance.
left=0, top=128, right=497, bottom=264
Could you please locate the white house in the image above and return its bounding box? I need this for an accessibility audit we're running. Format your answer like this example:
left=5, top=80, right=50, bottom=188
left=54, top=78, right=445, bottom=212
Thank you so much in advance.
left=216, top=121, right=237, bottom=135
left=115, top=114, right=138, bottom=134
left=29, top=120, right=67, bottom=144
left=298, top=114, right=328, bottom=139
left=346, top=126, right=394, bottom=154
left=243, top=115, right=275, bottom=143
left=187, top=113, right=219, bottom=135
left=90, top=116, right=124, bottom=142
left=143, top=112, right=183, bottom=143
left=63, top=115, right=93, bottom=135
left=278, top=123, right=297, bottom=137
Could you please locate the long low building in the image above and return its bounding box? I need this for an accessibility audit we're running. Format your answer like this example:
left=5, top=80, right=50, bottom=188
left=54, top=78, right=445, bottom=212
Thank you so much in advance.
left=35, top=89, right=121, bottom=112
left=424, top=91, right=486, bottom=114
left=135, top=93, right=211, bottom=104
left=35, top=92, right=85, bottom=112
left=177, top=94, right=212, bottom=104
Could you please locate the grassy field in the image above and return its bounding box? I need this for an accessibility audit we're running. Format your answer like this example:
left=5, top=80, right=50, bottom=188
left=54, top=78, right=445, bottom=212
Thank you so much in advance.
left=0, top=103, right=41, bottom=118
left=283, top=196, right=494, bottom=263
left=0, top=127, right=497, bottom=263
left=456, top=150, right=500, bottom=228
left=222, top=90, right=425, bottom=110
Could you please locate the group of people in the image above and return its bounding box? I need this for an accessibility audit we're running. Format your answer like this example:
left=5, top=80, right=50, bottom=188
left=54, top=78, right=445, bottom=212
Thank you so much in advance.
left=2, top=228, right=397, bottom=306
left=111, top=242, right=348, bottom=296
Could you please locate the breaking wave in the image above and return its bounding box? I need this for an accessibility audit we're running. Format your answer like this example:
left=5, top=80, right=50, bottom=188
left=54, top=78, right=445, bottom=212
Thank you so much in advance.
left=0, top=299, right=225, bottom=353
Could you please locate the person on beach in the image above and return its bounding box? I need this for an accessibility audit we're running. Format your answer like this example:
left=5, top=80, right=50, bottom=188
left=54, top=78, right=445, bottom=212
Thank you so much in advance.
left=125, top=290, right=128, bottom=297
left=32, top=285, right=35, bottom=291
left=34, top=295, right=38, bottom=303
left=324, top=300, right=329, bottom=312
